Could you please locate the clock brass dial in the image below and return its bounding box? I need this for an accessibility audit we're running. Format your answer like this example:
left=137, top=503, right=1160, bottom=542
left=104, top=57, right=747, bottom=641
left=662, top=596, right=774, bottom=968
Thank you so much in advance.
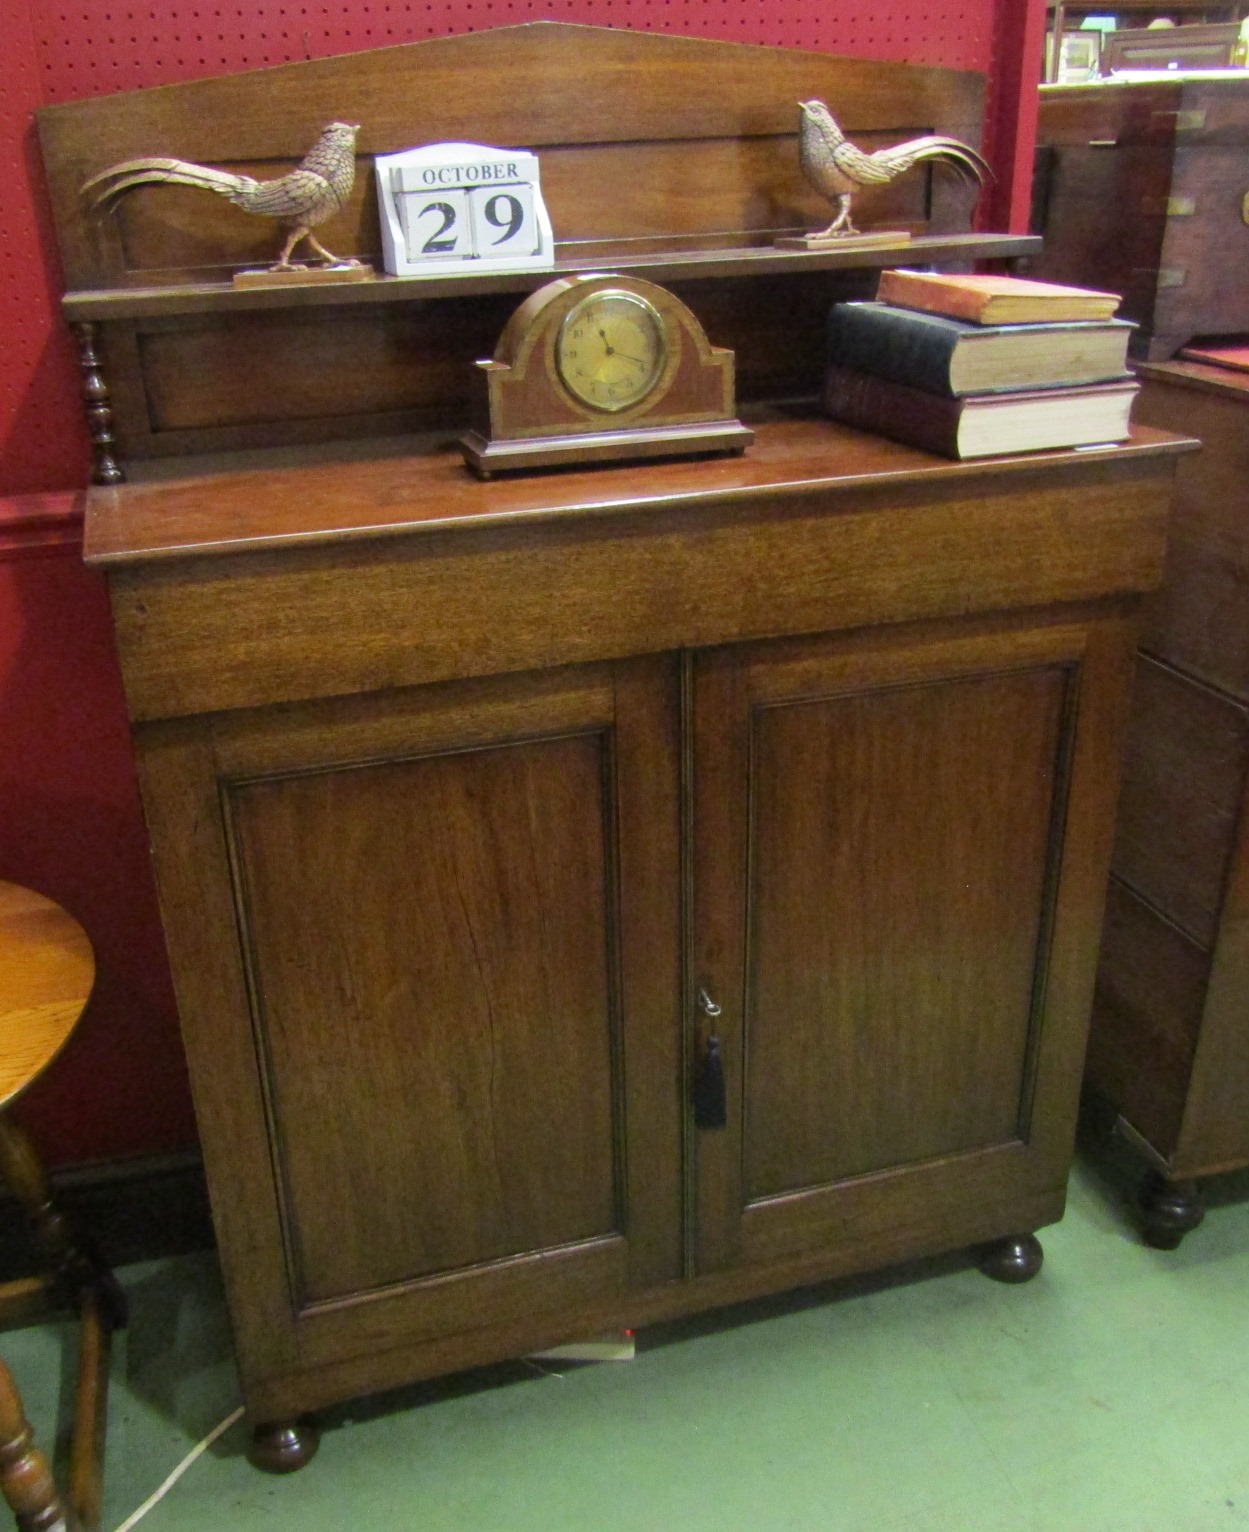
left=555, top=289, right=667, bottom=413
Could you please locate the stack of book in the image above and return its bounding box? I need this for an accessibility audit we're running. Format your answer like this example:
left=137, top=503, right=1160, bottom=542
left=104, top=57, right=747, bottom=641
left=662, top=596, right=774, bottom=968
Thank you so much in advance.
left=822, top=269, right=1139, bottom=460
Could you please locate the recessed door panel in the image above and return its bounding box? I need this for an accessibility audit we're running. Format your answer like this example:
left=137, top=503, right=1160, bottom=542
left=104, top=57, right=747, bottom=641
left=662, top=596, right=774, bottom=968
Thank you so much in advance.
left=690, top=617, right=1125, bottom=1276
left=744, top=669, right=1065, bottom=1199
left=230, top=731, right=620, bottom=1305
left=140, top=657, right=683, bottom=1375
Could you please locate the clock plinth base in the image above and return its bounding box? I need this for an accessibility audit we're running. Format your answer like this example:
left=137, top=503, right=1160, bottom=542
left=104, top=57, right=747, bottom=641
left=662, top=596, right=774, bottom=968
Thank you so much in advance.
left=774, top=230, right=912, bottom=251
left=460, top=419, right=753, bottom=478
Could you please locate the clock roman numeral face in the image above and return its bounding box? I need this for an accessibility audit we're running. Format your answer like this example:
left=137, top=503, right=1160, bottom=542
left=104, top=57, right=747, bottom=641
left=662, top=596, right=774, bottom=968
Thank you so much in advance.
left=556, top=290, right=668, bottom=413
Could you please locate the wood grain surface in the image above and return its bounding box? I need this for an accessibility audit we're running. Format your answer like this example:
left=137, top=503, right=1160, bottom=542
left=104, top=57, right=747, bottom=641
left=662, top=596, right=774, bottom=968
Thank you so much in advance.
left=109, top=420, right=1187, bottom=1422
left=1137, top=362, right=1249, bottom=701
left=0, top=882, right=95, bottom=1108
left=37, top=23, right=994, bottom=463
left=39, top=24, right=986, bottom=292
left=84, top=419, right=1188, bottom=725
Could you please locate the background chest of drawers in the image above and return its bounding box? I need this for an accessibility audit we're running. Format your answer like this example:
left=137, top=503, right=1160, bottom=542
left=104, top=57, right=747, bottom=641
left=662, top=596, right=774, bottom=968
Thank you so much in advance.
left=1086, top=359, right=1249, bottom=1245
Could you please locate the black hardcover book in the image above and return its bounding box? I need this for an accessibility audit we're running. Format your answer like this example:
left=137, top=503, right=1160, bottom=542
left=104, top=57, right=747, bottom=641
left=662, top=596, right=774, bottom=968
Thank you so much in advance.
left=827, top=301, right=1135, bottom=398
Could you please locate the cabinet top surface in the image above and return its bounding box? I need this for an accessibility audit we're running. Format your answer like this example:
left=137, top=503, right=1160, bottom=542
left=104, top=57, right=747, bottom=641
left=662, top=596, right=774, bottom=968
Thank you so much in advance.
left=82, top=413, right=1199, bottom=569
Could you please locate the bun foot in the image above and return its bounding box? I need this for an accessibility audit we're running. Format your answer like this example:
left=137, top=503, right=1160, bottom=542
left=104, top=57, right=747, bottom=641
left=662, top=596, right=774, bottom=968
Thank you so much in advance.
left=249, top=1419, right=320, bottom=1473
left=978, top=1233, right=1044, bottom=1284
left=1139, top=1173, right=1204, bottom=1250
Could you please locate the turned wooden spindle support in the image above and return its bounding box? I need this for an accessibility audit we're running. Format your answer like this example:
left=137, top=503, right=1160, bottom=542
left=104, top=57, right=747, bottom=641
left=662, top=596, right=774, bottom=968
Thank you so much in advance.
left=0, top=1357, right=71, bottom=1532
left=0, top=1117, right=125, bottom=1332
left=71, top=323, right=124, bottom=487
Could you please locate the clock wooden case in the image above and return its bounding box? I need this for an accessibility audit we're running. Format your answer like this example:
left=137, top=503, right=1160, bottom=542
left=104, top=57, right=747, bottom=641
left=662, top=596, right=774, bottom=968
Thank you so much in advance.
left=461, top=274, right=753, bottom=475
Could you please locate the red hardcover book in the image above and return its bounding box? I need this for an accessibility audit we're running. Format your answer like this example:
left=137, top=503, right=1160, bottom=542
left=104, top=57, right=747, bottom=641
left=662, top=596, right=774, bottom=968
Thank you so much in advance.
left=876, top=269, right=1122, bottom=326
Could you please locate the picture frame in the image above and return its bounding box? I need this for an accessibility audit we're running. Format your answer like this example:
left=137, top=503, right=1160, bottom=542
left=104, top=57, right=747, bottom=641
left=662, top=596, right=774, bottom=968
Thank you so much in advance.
left=1056, top=30, right=1101, bottom=83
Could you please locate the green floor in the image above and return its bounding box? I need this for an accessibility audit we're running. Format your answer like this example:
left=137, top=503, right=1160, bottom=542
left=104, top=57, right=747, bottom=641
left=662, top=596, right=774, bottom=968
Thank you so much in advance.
left=13, top=1152, right=1249, bottom=1532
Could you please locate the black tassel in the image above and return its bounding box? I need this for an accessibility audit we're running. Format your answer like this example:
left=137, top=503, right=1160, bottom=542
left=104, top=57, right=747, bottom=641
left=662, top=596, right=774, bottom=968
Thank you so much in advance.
left=692, top=1036, right=727, bottom=1129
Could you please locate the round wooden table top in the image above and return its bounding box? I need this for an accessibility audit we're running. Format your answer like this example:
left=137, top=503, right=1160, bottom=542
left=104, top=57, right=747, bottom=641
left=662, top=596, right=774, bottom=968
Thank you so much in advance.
left=0, top=881, right=95, bottom=1109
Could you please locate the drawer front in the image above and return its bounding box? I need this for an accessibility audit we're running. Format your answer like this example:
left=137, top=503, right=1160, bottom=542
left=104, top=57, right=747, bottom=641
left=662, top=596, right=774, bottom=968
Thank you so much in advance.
left=1153, top=147, right=1249, bottom=341
left=1087, top=878, right=1211, bottom=1159
left=107, top=460, right=1175, bottom=722
left=1137, top=377, right=1249, bottom=701
left=1111, top=656, right=1249, bottom=949
left=1039, top=81, right=1249, bottom=147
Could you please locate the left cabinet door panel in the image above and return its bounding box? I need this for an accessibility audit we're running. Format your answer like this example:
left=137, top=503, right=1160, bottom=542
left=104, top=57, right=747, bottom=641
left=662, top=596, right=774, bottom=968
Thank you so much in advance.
left=134, top=656, right=683, bottom=1391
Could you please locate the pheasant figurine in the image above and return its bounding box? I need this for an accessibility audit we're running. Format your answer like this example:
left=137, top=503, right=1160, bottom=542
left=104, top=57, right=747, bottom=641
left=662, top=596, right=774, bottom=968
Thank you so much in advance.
left=82, top=121, right=362, bottom=272
left=797, top=100, right=990, bottom=239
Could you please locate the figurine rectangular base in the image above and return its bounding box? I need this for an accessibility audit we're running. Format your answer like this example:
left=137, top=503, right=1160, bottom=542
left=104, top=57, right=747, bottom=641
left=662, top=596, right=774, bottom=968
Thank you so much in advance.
left=774, top=230, right=912, bottom=251
left=232, top=264, right=376, bottom=289
left=460, top=419, right=754, bottom=477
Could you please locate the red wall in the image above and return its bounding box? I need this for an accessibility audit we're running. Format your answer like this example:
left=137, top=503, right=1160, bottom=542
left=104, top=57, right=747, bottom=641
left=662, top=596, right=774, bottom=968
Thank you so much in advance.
left=1, top=0, right=1044, bottom=1169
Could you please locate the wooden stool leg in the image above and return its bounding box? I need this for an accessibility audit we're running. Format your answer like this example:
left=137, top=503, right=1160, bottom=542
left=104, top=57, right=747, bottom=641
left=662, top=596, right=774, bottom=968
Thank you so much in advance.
left=0, top=1355, right=71, bottom=1532
left=67, top=1291, right=109, bottom=1532
left=0, top=1118, right=125, bottom=1331
left=0, top=1115, right=123, bottom=1530
left=0, top=1115, right=76, bottom=1282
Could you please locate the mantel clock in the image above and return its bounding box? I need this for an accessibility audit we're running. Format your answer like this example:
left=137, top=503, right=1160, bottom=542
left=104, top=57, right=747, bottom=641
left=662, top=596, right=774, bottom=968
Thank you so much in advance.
left=460, top=273, right=753, bottom=476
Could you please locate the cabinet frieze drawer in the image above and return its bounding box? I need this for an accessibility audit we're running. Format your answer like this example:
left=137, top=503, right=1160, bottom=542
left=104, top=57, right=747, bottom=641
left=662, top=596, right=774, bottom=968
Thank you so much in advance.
left=105, top=460, right=1174, bottom=722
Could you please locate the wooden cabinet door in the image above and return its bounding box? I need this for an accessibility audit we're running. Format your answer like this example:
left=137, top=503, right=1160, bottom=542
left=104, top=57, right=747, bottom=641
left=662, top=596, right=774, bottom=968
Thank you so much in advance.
left=136, top=656, right=682, bottom=1398
left=689, top=612, right=1135, bottom=1278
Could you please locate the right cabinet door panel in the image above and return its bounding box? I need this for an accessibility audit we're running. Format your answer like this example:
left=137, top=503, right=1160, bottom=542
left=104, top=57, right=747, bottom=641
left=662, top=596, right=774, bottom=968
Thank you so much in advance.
left=690, top=612, right=1135, bottom=1277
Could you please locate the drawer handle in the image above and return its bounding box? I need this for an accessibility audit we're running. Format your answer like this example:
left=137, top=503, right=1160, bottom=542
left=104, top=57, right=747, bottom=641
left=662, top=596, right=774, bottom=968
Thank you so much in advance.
left=692, top=989, right=727, bottom=1130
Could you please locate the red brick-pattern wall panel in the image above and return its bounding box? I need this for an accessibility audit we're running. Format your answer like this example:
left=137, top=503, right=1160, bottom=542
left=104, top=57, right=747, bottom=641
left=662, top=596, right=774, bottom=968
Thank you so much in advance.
left=30, top=0, right=995, bottom=106
left=0, top=4, right=89, bottom=495
left=0, top=543, right=196, bottom=1163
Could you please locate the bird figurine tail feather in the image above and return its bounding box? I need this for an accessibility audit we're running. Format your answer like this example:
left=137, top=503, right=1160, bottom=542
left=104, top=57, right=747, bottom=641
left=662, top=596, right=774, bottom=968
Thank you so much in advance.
left=81, top=121, right=361, bottom=271
left=798, top=100, right=991, bottom=239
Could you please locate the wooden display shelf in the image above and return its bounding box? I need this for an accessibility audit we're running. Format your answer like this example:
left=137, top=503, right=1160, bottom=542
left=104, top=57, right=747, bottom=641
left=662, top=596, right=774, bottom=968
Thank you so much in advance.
left=60, top=232, right=1040, bottom=323
left=39, top=24, right=1010, bottom=476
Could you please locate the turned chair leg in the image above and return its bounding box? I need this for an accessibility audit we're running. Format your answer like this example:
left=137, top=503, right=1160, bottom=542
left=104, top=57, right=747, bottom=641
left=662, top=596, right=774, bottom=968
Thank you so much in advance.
left=0, top=1355, right=70, bottom=1532
left=0, top=1115, right=124, bottom=1531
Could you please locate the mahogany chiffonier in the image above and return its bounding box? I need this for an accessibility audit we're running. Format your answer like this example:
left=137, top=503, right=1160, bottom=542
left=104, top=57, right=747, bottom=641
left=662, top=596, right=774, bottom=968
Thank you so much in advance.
left=82, top=415, right=1190, bottom=1460
left=41, top=23, right=1195, bottom=1465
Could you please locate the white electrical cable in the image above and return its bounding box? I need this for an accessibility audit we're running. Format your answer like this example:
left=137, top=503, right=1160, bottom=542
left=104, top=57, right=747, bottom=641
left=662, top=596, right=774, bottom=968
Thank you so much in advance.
left=111, top=1405, right=245, bottom=1532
